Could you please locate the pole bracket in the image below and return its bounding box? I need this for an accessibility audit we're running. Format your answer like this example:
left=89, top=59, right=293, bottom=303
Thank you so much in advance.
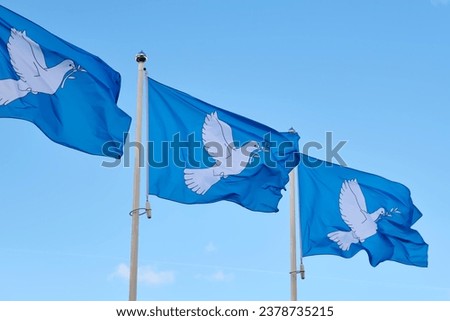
left=129, top=207, right=150, bottom=218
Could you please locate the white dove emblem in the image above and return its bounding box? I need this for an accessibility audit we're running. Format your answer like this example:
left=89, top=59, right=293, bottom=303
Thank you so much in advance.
left=0, top=28, right=82, bottom=106
left=184, top=111, right=261, bottom=195
left=327, top=179, right=398, bottom=251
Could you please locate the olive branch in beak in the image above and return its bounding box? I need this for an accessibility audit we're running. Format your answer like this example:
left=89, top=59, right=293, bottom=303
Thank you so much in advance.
left=61, top=65, right=87, bottom=88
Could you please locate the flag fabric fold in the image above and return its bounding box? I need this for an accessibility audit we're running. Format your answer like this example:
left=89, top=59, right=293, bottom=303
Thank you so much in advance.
left=148, top=77, right=299, bottom=213
left=0, top=5, right=131, bottom=157
left=299, top=154, right=428, bottom=267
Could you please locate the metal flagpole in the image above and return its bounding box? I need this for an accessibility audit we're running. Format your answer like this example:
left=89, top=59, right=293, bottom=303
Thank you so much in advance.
left=289, top=167, right=298, bottom=301
left=129, top=51, right=147, bottom=301
left=298, top=159, right=305, bottom=281
left=144, top=71, right=152, bottom=220
left=288, top=128, right=298, bottom=301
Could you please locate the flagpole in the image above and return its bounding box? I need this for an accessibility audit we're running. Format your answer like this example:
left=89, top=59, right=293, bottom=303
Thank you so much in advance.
left=289, top=167, right=298, bottom=301
left=144, top=71, right=152, bottom=220
left=297, top=160, right=305, bottom=281
left=288, top=128, right=298, bottom=301
left=129, top=51, right=147, bottom=301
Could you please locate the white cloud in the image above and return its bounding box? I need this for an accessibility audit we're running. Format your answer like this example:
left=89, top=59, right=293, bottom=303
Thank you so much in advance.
left=205, top=241, right=217, bottom=253
left=110, top=263, right=129, bottom=280
left=196, top=270, right=234, bottom=282
left=110, top=263, right=175, bottom=286
left=210, top=270, right=231, bottom=281
left=139, top=266, right=175, bottom=286
left=431, top=0, right=449, bottom=6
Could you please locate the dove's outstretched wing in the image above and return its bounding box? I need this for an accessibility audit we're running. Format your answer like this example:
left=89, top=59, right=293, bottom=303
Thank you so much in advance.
left=7, top=28, right=47, bottom=84
left=339, top=179, right=369, bottom=230
left=202, top=112, right=235, bottom=162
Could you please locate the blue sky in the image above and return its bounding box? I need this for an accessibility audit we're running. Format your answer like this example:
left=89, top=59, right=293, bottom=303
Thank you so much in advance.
left=0, top=0, right=449, bottom=300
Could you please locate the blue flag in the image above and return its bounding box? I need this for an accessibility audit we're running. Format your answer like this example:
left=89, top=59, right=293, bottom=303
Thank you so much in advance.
left=148, top=78, right=300, bottom=213
left=0, top=6, right=131, bottom=157
left=299, top=154, right=428, bottom=267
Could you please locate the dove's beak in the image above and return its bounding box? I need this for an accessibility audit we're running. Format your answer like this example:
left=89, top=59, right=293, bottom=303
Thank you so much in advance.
left=249, top=144, right=262, bottom=159
left=259, top=145, right=268, bottom=152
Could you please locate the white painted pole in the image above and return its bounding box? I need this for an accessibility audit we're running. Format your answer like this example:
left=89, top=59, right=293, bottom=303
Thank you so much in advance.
left=289, top=168, right=298, bottom=301
left=144, top=71, right=151, bottom=220
left=298, top=163, right=305, bottom=281
left=129, top=52, right=147, bottom=301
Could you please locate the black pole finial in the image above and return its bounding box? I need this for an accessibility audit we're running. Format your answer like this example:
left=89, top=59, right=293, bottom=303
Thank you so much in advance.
left=135, top=51, right=147, bottom=63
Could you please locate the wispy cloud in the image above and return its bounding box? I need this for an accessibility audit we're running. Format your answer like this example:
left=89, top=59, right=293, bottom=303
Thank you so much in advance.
left=196, top=270, right=234, bottom=282
left=431, top=0, right=449, bottom=6
left=110, top=263, right=175, bottom=286
left=139, top=266, right=175, bottom=286
left=110, top=263, right=130, bottom=280
left=204, top=241, right=217, bottom=253
left=210, top=270, right=233, bottom=282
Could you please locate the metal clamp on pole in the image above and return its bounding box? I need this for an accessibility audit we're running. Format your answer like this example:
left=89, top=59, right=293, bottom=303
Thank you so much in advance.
left=128, top=207, right=150, bottom=218
left=289, top=263, right=305, bottom=280
left=145, top=200, right=151, bottom=219
left=299, top=263, right=305, bottom=280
